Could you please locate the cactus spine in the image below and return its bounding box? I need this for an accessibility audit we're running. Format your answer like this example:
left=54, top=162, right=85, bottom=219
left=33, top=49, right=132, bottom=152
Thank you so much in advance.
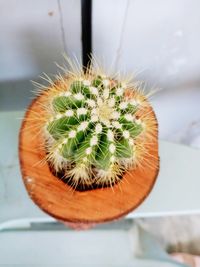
left=37, top=59, right=156, bottom=189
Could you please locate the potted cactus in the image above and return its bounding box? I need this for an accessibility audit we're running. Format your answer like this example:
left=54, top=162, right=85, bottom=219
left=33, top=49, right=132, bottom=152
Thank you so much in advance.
left=19, top=59, right=159, bottom=227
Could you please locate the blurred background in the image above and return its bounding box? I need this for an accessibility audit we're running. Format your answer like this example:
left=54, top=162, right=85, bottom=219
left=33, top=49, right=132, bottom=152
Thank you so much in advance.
left=1, top=0, right=200, bottom=145
left=1, top=0, right=200, bottom=266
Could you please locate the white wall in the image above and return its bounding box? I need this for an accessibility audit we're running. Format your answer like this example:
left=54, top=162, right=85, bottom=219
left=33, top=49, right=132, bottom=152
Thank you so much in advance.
left=0, top=0, right=81, bottom=81
left=0, top=0, right=200, bottom=90
left=93, top=0, right=200, bottom=90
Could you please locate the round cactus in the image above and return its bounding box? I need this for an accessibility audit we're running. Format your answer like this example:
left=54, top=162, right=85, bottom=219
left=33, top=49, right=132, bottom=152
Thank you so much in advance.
left=37, top=60, right=157, bottom=190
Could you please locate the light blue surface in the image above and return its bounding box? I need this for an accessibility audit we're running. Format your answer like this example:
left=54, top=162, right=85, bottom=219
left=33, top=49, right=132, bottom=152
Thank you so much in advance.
left=0, top=224, right=187, bottom=266
left=0, top=111, right=46, bottom=224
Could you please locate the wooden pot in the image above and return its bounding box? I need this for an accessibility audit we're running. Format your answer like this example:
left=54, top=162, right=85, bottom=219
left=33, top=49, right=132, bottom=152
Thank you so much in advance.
left=19, top=94, right=159, bottom=227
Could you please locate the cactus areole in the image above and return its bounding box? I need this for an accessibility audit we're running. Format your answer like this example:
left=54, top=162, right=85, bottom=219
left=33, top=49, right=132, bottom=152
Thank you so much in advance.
left=19, top=59, right=159, bottom=224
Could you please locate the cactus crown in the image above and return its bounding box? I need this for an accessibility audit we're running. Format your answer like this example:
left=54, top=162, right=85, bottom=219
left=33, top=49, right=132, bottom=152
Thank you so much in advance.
left=38, top=59, right=156, bottom=190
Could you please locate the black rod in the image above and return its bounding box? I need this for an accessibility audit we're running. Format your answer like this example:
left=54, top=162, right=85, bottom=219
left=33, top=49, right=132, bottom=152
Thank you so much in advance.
left=81, top=0, right=92, bottom=70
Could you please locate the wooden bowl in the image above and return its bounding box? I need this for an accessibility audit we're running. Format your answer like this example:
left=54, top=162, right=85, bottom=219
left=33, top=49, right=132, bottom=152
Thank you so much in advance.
left=19, top=94, right=159, bottom=225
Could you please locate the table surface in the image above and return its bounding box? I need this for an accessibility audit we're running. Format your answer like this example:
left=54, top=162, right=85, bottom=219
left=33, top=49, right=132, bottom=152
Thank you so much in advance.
left=1, top=110, right=200, bottom=231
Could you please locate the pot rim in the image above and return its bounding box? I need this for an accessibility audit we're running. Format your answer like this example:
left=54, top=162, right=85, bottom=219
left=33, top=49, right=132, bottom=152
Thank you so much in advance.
left=19, top=94, right=159, bottom=224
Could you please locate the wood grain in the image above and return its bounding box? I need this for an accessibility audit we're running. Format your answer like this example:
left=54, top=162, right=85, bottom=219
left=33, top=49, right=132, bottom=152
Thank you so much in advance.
left=19, top=94, right=159, bottom=224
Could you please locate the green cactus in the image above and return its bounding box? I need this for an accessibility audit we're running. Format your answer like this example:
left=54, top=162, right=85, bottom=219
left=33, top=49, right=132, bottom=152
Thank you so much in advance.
left=41, top=63, right=153, bottom=189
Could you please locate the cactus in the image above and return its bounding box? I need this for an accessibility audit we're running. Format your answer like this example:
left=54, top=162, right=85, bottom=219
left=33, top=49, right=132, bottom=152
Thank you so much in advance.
left=38, top=59, right=156, bottom=189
